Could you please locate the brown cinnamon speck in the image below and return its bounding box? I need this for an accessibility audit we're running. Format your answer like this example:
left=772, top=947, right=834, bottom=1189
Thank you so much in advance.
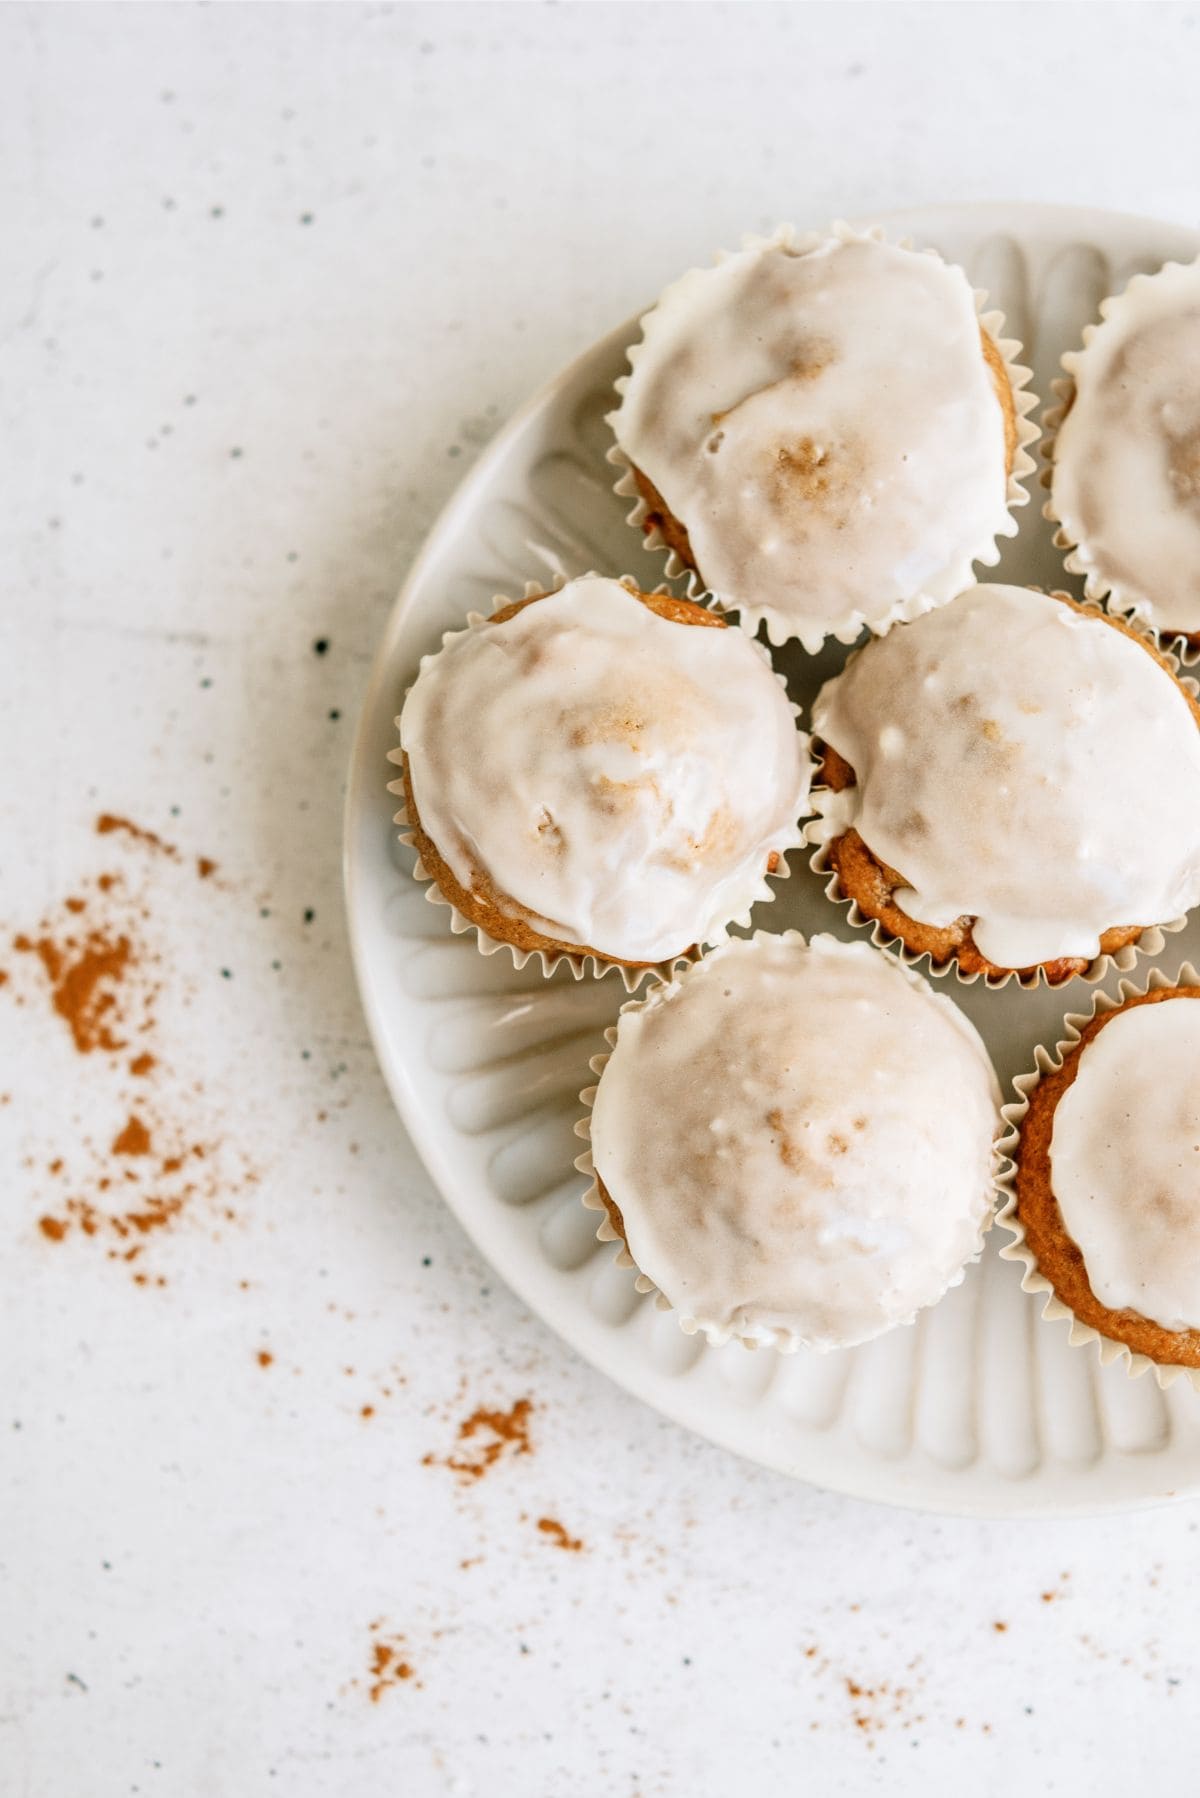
left=112, top=1115, right=152, bottom=1156
left=95, top=814, right=216, bottom=884
left=367, top=1632, right=415, bottom=1701
left=536, top=1517, right=584, bottom=1552
left=96, top=813, right=178, bottom=860
left=14, top=928, right=134, bottom=1054
left=425, top=1398, right=534, bottom=1482
left=9, top=843, right=255, bottom=1276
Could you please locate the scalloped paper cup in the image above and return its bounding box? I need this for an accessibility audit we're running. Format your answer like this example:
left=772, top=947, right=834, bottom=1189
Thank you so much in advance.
left=388, top=577, right=812, bottom=991
left=572, top=929, right=1002, bottom=1352
left=573, top=1026, right=724, bottom=1336
left=1043, top=255, right=1200, bottom=668
left=803, top=595, right=1196, bottom=990
left=384, top=783, right=685, bottom=992
left=996, top=962, right=1200, bottom=1391
left=607, top=219, right=1041, bottom=653
left=801, top=833, right=1183, bottom=993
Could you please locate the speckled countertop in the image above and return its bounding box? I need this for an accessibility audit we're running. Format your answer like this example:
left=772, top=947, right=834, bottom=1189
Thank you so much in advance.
left=4, top=5, right=1200, bottom=1794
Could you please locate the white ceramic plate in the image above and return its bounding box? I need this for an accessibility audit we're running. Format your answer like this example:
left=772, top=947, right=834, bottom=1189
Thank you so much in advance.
left=345, top=202, right=1200, bottom=1517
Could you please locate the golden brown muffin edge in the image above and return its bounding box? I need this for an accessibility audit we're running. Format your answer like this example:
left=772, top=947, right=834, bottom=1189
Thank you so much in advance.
left=401, top=583, right=735, bottom=970
left=1013, top=986, right=1200, bottom=1369
left=814, top=594, right=1200, bottom=983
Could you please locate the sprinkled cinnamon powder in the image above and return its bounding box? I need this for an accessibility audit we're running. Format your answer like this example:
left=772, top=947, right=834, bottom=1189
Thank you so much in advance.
left=366, top=1628, right=416, bottom=1701
left=423, top=1398, right=534, bottom=1482
left=13, top=927, right=135, bottom=1054
left=799, top=1648, right=928, bottom=1744
left=95, top=814, right=217, bottom=884
left=842, top=1675, right=921, bottom=1741
left=95, top=813, right=179, bottom=860
left=4, top=818, right=252, bottom=1280
left=112, top=1115, right=152, bottom=1156
left=536, top=1517, right=584, bottom=1552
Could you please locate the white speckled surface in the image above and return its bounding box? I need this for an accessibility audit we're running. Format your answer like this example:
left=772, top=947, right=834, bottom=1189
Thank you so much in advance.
left=4, top=5, right=1200, bottom=1794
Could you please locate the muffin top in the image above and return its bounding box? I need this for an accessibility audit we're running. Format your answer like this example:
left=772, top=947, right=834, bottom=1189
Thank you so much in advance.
left=811, top=584, right=1200, bottom=968
left=610, top=227, right=1017, bottom=650
left=587, top=932, right=999, bottom=1349
left=398, top=576, right=811, bottom=965
left=1050, top=993, right=1200, bottom=1332
left=1051, top=257, right=1200, bottom=639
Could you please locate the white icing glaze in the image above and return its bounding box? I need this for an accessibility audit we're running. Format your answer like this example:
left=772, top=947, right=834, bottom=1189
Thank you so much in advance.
left=398, top=577, right=812, bottom=965
left=1050, top=997, right=1200, bottom=1333
left=1052, top=257, right=1200, bottom=637
left=611, top=227, right=1014, bottom=649
left=811, top=584, right=1200, bottom=969
left=588, top=932, right=999, bottom=1350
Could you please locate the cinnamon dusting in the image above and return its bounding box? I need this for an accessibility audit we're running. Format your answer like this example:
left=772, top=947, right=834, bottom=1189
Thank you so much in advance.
left=13, top=927, right=135, bottom=1054
left=366, top=1627, right=417, bottom=1700
left=423, top=1398, right=534, bottom=1482
left=112, top=1115, right=152, bottom=1156
left=4, top=817, right=254, bottom=1279
left=96, top=813, right=178, bottom=860
left=536, top=1516, right=584, bottom=1553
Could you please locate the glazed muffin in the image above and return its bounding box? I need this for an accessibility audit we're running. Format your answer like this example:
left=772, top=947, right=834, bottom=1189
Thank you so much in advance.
left=809, top=583, right=1200, bottom=984
left=609, top=223, right=1033, bottom=650
left=1006, top=982, right=1200, bottom=1372
left=395, top=575, right=812, bottom=972
left=1049, top=256, right=1200, bottom=649
left=579, top=932, right=1000, bottom=1351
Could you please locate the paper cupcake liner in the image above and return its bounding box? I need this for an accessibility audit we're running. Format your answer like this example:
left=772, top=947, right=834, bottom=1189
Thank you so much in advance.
left=995, top=961, right=1200, bottom=1391
left=572, top=928, right=1001, bottom=1352
left=804, top=594, right=1195, bottom=988
left=1042, top=255, right=1200, bottom=668
left=801, top=834, right=1183, bottom=994
left=388, top=576, right=812, bottom=991
left=607, top=219, right=1041, bottom=652
left=573, top=1026, right=715, bottom=1337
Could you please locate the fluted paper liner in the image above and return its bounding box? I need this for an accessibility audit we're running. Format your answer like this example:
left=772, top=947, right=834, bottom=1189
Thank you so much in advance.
left=1043, top=254, right=1200, bottom=667
left=573, top=928, right=1002, bottom=1353
left=996, top=962, right=1200, bottom=1392
left=388, top=576, right=811, bottom=991
left=607, top=220, right=1042, bottom=652
left=804, top=596, right=1194, bottom=990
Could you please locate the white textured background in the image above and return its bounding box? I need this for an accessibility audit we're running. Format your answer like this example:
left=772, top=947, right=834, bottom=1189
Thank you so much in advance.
left=4, top=4, right=1200, bottom=1794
